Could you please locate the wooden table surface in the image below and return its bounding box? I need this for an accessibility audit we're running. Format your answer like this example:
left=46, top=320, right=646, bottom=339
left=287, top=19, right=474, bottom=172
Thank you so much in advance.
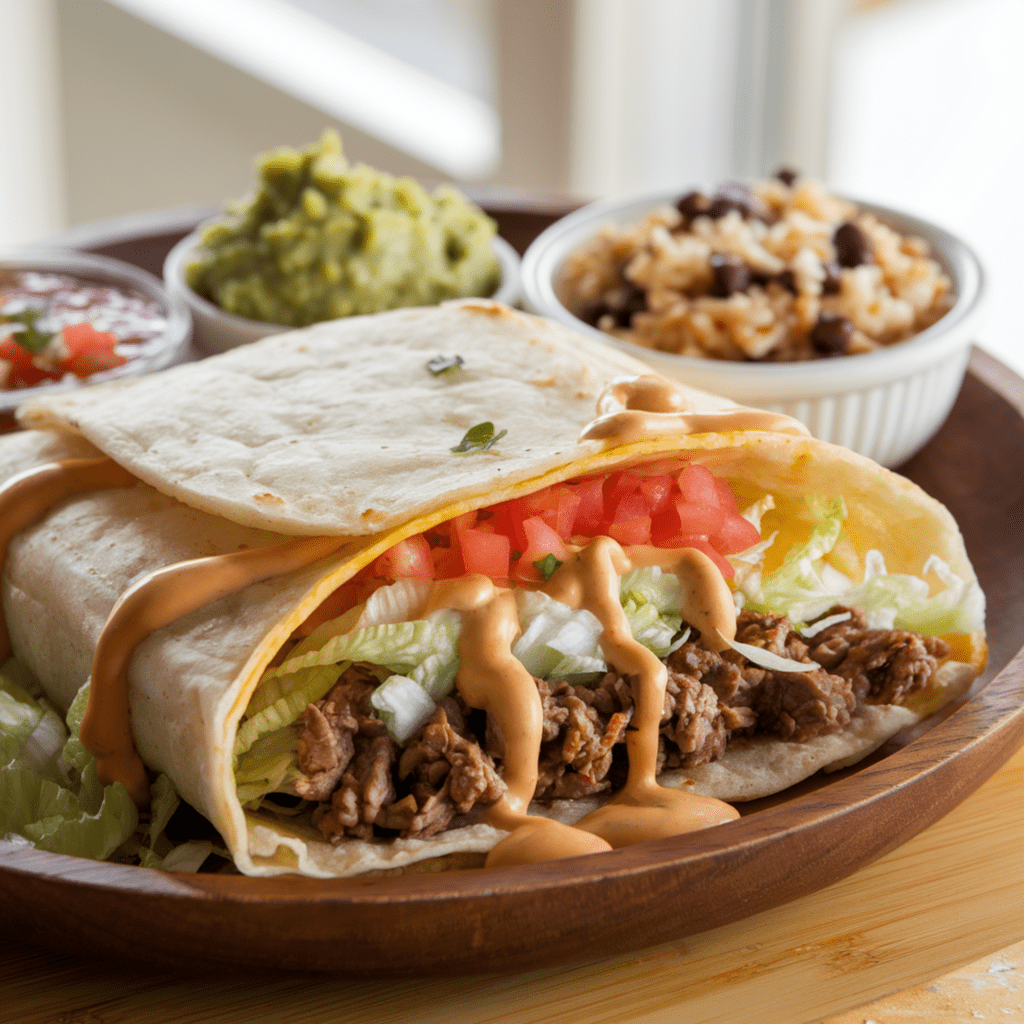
left=3, top=738, right=1021, bottom=1024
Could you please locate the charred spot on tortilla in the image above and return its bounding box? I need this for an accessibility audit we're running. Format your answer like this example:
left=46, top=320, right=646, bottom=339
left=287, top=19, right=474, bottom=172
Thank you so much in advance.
left=253, top=492, right=285, bottom=505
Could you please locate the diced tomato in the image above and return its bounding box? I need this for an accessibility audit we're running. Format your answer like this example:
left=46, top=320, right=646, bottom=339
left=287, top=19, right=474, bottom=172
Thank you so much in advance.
left=372, top=534, right=434, bottom=579
left=568, top=475, right=606, bottom=534
left=711, top=514, right=761, bottom=555
left=610, top=491, right=650, bottom=523
left=458, top=528, right=511, bottom=579
left=604, top=471, right=645, bottom=508
left=60, top=322, right=126, bottom=378
left=673, top=499, right=726, bottom=536
left=639, top=474, right=673, bottom=515
left=6, top=361, right=53, bottom=388
left=0, top=337, right=33, bottom=367
left=515, top=516, right=567, bottom=582
left=713, top=476, right=739, bottom=513
left=0, top=337, right=55, bottom=389
left=674, top=535, right=735, bottom=579
left=432, top=544, right=464, bottom=579
left=650, top=506, right=690, bottom=547
left=679, top=464, right=720, bottom=507
left=448, top=510, right=478, bottom=533
left=546, top=483, right=582, bottom=540
left=607, top=515, right=652, bottom=546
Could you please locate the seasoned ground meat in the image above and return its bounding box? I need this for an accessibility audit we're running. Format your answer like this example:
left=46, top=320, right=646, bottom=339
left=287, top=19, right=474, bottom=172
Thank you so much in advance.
left=294, top=606, right=950, bottom=839
left=661, top=669, right=730, bottom=766
left=294, top=666, right=376, bottom=802
left=667, top=613, right=857, bottom=743
left=804, top=606, right=950, bottom=704
left=530, top=678, right=633, bottom=800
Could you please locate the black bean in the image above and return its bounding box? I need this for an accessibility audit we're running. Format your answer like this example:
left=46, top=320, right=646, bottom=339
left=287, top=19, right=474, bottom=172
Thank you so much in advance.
left=810, top=312, right=854, bottom=355
left=706, top=196, right=739, bottom=220
left=775, top=167, right=798, bottom=187
left=609, top=285, right=648, bottom=327
left=676, top=191, right=710, bottom=224
left=833, top=222, right=874, bottom=268
left=578, top=302, right=610, bottom=327
left=776, top=269, right=798, bottom=293
left=750, top=268, right=773, bottom=287
left=822, top=260, right=843, bottom=295
left=708, top=254, right=751, bottom=297
left=709, top=182, right=773, bottom=223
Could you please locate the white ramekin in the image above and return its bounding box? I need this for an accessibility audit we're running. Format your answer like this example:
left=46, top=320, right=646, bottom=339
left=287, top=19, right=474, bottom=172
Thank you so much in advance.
left=521, top=190, right=985, bottom=467
left=164, top=231, right=523, bottom=355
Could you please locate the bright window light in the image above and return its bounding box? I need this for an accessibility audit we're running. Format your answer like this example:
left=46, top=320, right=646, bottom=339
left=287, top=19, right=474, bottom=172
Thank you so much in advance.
left=105, top=0, right=501, bottom=179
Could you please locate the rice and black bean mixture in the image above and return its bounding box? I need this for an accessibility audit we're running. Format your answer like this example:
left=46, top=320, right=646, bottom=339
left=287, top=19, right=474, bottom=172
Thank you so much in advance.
left=557, top=170, right=953, bottom=362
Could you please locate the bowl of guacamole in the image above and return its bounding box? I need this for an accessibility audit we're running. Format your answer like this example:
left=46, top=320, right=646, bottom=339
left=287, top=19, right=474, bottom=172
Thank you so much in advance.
left=165, top=130, right=519, bottom=353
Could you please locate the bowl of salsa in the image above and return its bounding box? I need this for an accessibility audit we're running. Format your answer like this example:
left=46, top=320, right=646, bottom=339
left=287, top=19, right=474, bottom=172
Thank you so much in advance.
left=0, top=249, right=191, bottom=413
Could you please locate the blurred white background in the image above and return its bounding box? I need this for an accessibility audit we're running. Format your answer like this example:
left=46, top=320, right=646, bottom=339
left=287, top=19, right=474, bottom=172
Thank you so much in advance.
left=0, top=0, right=1019, bottom=371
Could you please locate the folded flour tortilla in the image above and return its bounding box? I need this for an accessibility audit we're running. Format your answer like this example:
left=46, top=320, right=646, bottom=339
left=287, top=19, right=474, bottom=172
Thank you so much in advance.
left=1, top=301, right=986, bottom=876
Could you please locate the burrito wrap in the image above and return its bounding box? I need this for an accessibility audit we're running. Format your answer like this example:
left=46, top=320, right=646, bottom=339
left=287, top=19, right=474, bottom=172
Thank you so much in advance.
left=1, top=302, right=984, bottom=876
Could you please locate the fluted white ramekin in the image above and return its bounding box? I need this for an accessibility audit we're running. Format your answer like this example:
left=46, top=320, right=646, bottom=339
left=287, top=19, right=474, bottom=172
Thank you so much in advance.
left=521, top=191, right=985, bottom=467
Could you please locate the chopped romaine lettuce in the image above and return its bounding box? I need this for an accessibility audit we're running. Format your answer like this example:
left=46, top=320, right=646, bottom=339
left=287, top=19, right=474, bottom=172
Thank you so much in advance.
left=619, top=566, right=685, bottom=657
left=734, top=496, right=984, bottom=634
left=0, top=668, right=138, bottom=859
left=370, top=675, right=439, bottom=743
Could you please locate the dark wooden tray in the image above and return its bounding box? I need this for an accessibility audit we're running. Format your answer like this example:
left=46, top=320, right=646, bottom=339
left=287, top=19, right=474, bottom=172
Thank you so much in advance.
left=1, top=209, right=1022, bottom=978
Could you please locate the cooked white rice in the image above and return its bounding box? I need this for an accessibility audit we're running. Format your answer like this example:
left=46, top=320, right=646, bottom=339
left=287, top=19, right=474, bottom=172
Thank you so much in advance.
left=557, top=176, right=952, bottom=362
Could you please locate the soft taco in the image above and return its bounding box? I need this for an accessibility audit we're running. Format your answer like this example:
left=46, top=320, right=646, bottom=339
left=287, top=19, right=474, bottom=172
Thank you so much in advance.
left=0, top=301, right=985, bottom=876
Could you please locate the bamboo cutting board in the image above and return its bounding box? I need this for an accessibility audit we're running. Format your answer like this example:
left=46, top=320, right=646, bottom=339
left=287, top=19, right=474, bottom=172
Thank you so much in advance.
left=2, top=738, right=1021, bottom=1024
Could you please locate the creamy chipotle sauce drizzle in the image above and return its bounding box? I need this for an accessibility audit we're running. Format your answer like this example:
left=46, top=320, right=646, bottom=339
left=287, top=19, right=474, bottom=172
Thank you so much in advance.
left=0, top=458, right=135, bottom=661
left=423, top=538, right=740, bottom=868
left=580, top=374, right=809, bottom=444
left=85, top=534, right=349, bottom=807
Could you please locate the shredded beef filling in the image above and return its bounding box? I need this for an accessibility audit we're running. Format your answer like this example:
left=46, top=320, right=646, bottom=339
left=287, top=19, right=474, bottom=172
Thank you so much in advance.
left=293, top=606, right=950, bottom=844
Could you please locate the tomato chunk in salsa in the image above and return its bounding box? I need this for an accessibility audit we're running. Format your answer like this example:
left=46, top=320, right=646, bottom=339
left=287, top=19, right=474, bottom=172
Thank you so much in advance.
left=0, top=270, right=167, bottom=390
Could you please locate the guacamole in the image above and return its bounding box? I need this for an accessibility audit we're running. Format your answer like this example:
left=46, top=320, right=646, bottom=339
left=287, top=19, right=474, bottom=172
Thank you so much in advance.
left=186, top=130, right=502, bottom=327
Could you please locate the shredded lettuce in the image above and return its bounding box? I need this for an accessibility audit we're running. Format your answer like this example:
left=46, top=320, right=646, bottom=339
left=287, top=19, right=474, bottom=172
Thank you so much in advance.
left=0, top=668, right=138, bottom=859
left=735, top=496, right=984, bottom=634
left=619, top=566, right=685, bottom=657
left=235, top=610, right=462, bottom=800
left=265, top=613, right=461, bottom=684
left=137, top=773, right=182, bottom=868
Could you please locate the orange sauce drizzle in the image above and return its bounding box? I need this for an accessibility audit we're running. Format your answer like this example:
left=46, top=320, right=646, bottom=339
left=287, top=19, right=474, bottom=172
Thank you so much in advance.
left=580, top=373, right=810, bottom=444
left=0, top=458, right=135, bottom=661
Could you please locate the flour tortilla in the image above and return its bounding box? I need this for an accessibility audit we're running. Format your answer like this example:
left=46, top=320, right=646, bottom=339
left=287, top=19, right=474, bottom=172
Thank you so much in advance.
left=1, top=302, right=985, bottom=877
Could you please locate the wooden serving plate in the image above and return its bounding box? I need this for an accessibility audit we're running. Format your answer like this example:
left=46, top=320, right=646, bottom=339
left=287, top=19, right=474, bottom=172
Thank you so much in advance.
left=0, top=211, right=1022, bottom=978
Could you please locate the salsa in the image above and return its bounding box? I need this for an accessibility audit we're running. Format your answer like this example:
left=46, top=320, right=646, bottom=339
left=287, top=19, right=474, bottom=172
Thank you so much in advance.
left=0, top=270, right=167, bottom=390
